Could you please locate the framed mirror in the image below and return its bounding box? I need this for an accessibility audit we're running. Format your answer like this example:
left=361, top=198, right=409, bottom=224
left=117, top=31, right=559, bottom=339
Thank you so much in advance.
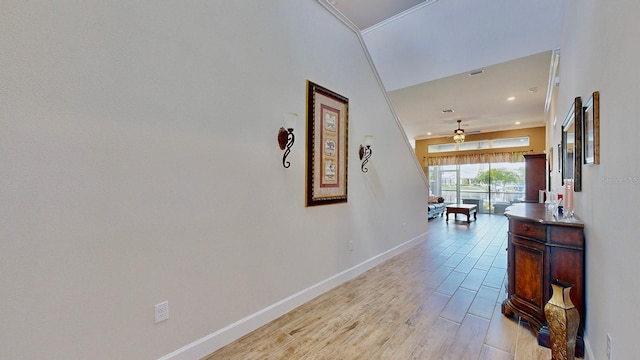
left=561, top=96, right=582, bottom=191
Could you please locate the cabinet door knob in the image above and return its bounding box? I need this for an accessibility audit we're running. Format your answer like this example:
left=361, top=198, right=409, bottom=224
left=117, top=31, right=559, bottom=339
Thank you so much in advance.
left=522, top=225, right=530, bottom=231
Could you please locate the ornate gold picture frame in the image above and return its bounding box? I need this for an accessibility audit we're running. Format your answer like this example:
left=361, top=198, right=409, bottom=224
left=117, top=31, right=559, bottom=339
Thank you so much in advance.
left=306, top=81, right=348, bottom=206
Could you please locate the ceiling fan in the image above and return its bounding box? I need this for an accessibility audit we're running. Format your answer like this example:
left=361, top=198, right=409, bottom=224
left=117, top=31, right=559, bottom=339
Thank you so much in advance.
left=439, top=118, right=482, bottom=137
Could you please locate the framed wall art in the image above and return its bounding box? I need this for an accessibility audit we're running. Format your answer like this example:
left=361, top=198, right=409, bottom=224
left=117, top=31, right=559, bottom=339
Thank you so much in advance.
left=583, top=91, right=600, bottom=165
left=561, top=96, right=582, bottom=191
left=306, top=81, right=349, bottom=206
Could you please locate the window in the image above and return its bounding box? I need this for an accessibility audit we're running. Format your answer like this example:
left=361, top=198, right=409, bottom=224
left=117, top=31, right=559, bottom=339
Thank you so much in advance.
left=428, top=136, right=529, bottom=153
left=429, top=161, right=525, bottom=214
left=492, top=136, right=530, bottom=149
left=428, top=143, right=457, bottom=153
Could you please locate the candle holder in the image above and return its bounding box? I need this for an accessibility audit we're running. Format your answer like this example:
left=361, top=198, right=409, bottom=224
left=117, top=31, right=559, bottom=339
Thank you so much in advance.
left=563, top=179, right=575, bottom=219
left=359, top=135, right=373, bottom=173
left=545, top=191, right=557, bottom=213
left=278, top=113, right=298, bottom=168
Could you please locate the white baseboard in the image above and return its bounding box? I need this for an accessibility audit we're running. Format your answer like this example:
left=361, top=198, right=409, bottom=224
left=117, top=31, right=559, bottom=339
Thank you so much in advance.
left=584, top=335, right=594, bottom=360
left=158, top=232, right=428, bottom=360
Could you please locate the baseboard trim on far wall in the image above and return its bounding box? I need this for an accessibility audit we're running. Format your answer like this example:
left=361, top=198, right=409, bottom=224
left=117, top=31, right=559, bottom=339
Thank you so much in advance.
left=158, top=232, right=429, bottom=360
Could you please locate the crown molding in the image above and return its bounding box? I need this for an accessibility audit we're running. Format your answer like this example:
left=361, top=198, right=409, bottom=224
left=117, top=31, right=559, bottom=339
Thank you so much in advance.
left=316, top=0, right=359, bottom=33
left=545, top=48, right=561, bottom=115
left=362, top=0, right=438, bottom=34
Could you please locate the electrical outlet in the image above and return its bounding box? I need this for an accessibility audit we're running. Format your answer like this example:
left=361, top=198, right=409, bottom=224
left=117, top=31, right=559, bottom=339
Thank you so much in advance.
left=607, top=333, right=612, bottom=359
left=155, top=301, right=169, bottom=323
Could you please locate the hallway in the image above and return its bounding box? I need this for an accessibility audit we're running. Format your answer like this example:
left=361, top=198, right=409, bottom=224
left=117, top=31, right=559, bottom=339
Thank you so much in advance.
left=204, top=214, right=551, bottom=359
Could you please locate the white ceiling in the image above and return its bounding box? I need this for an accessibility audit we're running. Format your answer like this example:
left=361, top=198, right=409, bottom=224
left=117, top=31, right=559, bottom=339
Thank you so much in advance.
left=324, top=0, right=566, bottom=142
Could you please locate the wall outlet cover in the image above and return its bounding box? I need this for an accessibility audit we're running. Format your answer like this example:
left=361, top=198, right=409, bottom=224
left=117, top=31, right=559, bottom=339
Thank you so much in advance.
left=155, top=301, right=169, bottom=323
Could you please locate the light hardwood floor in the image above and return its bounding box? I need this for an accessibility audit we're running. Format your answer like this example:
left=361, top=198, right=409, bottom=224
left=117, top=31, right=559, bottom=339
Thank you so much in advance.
left=203, top=214, right=551, bottom=359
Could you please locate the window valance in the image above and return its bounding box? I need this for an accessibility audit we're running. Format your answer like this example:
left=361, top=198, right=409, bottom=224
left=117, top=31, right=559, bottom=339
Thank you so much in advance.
left=424, top=151, right=529, bottom=166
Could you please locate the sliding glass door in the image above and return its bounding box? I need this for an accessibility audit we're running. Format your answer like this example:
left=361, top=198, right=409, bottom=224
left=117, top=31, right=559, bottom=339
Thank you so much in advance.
left=428, top=161, right=525, bottom=214
left=489, top=162, right=525, bottom=212
left=431, top=165, right=458, bottom=204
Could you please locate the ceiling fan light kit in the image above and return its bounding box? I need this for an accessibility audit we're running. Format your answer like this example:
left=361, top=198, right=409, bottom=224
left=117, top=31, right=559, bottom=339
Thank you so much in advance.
left=453, top=119, right=465, bottom=143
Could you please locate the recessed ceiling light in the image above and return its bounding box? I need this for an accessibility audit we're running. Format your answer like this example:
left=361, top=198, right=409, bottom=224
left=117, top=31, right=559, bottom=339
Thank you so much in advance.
left=427, top=132, right=432, bottom=136
left=507, top=96, right=516, bottom=101
left=515, top=121, right=521, bottom=125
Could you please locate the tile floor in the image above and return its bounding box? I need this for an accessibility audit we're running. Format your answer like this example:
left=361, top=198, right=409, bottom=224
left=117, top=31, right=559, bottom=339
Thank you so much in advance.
left=204, top=213, right=552, bottom=359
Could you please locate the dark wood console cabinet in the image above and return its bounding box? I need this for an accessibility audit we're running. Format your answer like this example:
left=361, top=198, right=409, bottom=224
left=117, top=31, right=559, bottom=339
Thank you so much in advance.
left=501, top=203, right=585, bottom=355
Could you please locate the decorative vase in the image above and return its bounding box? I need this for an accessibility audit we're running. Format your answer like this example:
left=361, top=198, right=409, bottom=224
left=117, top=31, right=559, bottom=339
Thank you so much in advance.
left=544, top=280, right=580, bottom=360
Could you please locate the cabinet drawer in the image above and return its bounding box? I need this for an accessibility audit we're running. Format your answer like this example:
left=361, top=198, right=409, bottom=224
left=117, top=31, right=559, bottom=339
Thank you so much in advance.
left=549, top=226, right=584, bottom=248
left=511, top=220, right=546, bottom=240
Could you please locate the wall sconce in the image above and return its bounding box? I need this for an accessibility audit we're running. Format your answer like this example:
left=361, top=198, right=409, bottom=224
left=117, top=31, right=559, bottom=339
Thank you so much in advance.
left=359, top=135, right=373, bottom=172
left=277, top=112, right=298, bottom=168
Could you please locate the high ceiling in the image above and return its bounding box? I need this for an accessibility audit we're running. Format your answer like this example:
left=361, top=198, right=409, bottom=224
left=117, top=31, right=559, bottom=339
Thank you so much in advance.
left=324, top=0, right=566, bottom=143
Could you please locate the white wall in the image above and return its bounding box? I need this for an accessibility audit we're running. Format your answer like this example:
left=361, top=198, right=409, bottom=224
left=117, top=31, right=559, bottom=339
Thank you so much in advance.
left=551, top=1, right=640, bottom=358
left=0, top=1, right=429, bottom=359
left=363, top=0, right=564, bottom=91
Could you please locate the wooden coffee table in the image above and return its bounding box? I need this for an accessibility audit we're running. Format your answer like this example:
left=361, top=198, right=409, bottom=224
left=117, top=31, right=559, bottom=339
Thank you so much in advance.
left=446, top=204, right=478, bottom=223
